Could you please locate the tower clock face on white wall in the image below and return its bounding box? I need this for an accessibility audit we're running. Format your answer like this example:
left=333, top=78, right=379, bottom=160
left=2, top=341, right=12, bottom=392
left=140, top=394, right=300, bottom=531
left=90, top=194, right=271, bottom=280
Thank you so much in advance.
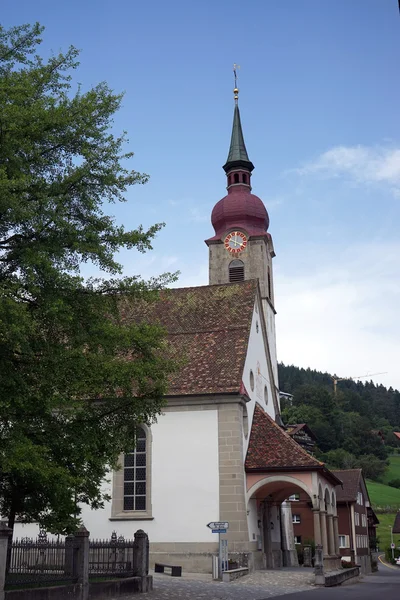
left=224, top=231, right=247, bottom=254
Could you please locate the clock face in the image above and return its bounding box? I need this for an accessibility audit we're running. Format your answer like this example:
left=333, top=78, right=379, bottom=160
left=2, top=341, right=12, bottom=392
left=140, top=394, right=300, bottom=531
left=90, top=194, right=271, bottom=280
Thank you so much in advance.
left=224, top=231, right=247, bottom=254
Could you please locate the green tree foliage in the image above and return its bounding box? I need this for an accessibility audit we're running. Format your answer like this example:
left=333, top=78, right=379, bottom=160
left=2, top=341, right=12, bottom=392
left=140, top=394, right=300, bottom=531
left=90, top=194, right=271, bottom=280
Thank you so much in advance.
left=279, top=364, right=399, bottom=479
left=0, top=23, right=178, bottom=536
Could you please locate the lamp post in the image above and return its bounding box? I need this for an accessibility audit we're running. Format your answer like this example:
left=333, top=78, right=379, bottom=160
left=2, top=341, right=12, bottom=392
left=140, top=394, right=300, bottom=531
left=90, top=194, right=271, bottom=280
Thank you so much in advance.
left=390, top=526, right=394, bottom=560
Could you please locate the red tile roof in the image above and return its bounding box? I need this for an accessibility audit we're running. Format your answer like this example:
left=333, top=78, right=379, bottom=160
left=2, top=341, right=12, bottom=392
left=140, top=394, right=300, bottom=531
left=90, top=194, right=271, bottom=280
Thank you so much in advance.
left=393, top=511, right=400, bottom=534
left=331, top=469, right=362, bottom=502
left=394, top=432, right=400, bottom=441
left=245, top=404, right=323, bottom=470
left=119, top=281, right=257, bottom=396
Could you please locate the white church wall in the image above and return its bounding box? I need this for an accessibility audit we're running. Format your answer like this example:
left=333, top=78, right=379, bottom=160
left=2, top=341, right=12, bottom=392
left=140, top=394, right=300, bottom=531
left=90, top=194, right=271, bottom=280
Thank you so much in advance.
left=14, top=409, right=220, bottom=544
left=263, top=300, right=279, bottom=392
left=242, top=302, right=277, bottom=455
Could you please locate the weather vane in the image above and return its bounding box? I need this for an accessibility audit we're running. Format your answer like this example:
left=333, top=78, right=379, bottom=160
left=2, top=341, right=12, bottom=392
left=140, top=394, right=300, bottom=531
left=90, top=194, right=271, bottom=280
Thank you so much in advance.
left=233, top=64, right=240, bottom=102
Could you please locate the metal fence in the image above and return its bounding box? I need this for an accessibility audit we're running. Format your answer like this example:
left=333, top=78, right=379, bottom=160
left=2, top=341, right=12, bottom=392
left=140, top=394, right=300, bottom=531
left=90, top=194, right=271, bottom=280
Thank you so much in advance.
left=6, top=530, right=76, bottom=588
left=89, top=532, right=135, bottom=578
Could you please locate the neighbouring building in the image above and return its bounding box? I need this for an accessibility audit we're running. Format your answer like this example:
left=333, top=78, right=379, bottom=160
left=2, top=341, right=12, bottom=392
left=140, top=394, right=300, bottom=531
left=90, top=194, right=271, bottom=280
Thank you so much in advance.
left=393, top=511, right=400, bottom=536
left=13, top=89, right=342, bottom=573
left=286, top=424, right=317, bottom=455
left=332, top=469, right=377, bottom=574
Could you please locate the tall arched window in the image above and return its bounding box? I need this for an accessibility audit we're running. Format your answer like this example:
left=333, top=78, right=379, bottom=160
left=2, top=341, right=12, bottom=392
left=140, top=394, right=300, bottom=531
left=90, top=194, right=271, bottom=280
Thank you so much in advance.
left=111, top=425, right=152, bottom=518
left=124, top=426, right=147, bottom=510
left=234, top=173, right=239, bottom=184
left=242, top=173, right=247, bottom=184
left=229, top=259, right=245, bottom=282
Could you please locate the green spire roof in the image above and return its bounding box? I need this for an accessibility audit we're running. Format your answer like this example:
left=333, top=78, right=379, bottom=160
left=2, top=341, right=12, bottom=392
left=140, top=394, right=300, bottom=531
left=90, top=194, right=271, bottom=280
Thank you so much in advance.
left=223, top=104, right=254, bottom=173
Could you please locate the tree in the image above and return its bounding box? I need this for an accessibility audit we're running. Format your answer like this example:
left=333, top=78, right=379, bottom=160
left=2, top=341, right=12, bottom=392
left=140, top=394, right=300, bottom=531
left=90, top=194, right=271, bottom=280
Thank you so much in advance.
left=0, top=23, right=177, bottom=537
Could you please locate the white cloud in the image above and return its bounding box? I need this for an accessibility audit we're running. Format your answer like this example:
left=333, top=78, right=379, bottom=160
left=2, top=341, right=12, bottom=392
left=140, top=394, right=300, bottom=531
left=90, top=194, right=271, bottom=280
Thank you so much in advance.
left=275, top=241, right=400, bottom=391
left=189, top=207, right=209, bottom=222
left=295, top=145, right=400, bottom=196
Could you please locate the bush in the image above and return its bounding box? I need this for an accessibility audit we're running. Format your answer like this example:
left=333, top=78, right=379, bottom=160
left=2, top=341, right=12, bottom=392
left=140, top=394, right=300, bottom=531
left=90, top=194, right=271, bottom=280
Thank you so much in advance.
left=388, top=479, right=400, bottom=489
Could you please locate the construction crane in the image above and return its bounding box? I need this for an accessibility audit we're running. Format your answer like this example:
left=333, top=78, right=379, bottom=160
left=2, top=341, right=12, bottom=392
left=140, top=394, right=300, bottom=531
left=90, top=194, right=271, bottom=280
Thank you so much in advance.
left=331, top=372, right=388, bottom=396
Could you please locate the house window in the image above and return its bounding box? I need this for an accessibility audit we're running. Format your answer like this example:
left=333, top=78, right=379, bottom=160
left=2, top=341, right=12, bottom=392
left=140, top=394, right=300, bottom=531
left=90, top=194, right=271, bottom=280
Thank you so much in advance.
left=294, top=536, right=302, bottom=545
left=357, top=492, right=363, bottom=505
left=355, top=512, right=359, bottom=526
left=361, top=514, right=366, bottom=527
left=229, top=259, right=245, bottom=282
left=288, top=494, right=300, bottom=501
left=292, top=514, right=301, bottom=524
left=339, top=535, right=347, bottom=548
left=111, top=425, right=152, bottom=519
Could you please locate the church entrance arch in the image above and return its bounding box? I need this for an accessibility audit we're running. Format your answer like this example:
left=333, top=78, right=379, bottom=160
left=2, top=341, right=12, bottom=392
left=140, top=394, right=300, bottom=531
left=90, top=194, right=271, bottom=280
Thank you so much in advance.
left=247, top=475, right=316, bottom=569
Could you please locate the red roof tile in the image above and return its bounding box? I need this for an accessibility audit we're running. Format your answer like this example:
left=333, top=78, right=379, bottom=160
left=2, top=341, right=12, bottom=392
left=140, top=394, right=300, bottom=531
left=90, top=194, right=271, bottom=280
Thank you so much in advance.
left=331, top=469, right=362, bottom=502
left=245, top=404, right=323, bottom=470
left=119, top=281, right=257, bottom=396
left=394, top=432, right=400, bottom=441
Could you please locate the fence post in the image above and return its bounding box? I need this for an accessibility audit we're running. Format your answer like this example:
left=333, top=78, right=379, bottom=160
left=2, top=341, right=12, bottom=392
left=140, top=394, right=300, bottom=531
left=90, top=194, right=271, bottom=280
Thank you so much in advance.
left=74, top=526, right=89, bottom=599
left=133, top=529, right=149, bottom=577
left=0, top=523, right=12, bottom=600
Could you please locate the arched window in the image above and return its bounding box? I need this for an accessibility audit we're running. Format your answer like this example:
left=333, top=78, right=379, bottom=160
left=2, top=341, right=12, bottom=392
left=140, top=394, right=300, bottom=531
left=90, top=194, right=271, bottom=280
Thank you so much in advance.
left=228, top=174, right=232, bottom=185
left=242, top=173, right=247, bottom=184
left=229, top=259, right=245, bottom=282
left=234, top=173, right=239, bottom=184
left=111, top=425, right=152, bottom=518
left=124, top=426, right=147, bottom=510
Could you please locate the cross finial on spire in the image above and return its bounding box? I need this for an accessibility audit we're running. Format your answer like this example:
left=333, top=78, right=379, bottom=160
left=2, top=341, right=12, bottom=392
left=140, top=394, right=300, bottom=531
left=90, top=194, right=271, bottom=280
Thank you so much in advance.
left=233, top=63, right=240, bottom=103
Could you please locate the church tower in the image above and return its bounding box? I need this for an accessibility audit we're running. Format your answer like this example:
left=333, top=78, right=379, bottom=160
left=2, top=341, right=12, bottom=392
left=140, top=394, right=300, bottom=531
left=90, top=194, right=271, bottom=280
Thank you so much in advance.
left=205, top=88, right=279, bottom=387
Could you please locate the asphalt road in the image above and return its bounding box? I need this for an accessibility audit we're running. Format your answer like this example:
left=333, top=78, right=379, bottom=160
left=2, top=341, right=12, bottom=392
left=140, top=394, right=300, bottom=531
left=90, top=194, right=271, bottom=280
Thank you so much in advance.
left=270, top=556, right=400, bottom=600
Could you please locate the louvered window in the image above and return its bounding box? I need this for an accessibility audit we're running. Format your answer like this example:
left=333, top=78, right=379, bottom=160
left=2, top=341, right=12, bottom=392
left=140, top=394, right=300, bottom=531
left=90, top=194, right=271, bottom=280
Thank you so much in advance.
left=229, top=259, right=244, bottom=282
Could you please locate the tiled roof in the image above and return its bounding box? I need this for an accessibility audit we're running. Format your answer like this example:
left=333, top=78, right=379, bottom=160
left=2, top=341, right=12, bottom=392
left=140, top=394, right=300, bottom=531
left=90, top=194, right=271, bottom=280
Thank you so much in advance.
left=332, top=469, right=362, bottom=502
left=393, top=511, right=400, bottom=534
left=245, top=404, right=323, bottom=470
left=394, top=432, right=400, bottom=441
left=119, top=281, right=257, bottom=396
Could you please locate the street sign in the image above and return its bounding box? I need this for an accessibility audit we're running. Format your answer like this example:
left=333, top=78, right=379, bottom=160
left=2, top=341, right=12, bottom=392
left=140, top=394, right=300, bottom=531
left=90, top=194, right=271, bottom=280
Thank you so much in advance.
left=212, top=529, right=226, bottom=534
left=207, top=522, right=229, bottom=530
left=391, top=542, right=395, bottom=549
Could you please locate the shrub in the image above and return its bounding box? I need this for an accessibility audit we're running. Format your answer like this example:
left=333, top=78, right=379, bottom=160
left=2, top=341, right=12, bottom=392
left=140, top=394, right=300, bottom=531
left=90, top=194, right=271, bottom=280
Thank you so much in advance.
left=388, top=479, right=400, bottom=489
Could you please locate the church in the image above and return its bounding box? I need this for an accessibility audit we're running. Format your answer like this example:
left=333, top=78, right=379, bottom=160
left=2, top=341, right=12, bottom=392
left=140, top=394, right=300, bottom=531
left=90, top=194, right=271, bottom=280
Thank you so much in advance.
left=15, top=89, right=342, bottom=573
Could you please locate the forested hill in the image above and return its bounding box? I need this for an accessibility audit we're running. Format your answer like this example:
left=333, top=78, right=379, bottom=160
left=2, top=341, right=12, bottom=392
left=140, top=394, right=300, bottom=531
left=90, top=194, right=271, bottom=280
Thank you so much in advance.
left=278, top=364, right=400, bottom=480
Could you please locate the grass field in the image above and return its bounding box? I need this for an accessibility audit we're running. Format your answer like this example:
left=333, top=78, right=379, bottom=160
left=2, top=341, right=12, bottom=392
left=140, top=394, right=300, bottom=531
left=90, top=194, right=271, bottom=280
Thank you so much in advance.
left=366, top=456, right=400, bottom=551
left=381, top=455, right=400, bottom=485
left=367, top=479, right=400, bottom=511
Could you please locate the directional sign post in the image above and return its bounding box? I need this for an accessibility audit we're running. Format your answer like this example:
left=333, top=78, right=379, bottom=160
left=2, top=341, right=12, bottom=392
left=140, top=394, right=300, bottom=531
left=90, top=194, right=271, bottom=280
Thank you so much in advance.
left=207, top=522, right=229, bottom=578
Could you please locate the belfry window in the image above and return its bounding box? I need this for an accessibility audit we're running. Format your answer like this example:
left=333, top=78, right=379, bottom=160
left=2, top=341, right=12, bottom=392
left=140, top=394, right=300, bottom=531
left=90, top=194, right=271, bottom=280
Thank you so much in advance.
left=234, top=173, right=239, bottom=184
left=123, top=426, right=147, bottom=511
left=242, top=173, right=247, bottom=184
left=229, top=259, right=245, bottom=282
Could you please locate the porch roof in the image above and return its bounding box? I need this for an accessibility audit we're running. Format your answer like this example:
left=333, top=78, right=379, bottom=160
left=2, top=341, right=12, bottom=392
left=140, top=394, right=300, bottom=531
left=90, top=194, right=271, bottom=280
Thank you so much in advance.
left=245, top=404, right=341, bottom=485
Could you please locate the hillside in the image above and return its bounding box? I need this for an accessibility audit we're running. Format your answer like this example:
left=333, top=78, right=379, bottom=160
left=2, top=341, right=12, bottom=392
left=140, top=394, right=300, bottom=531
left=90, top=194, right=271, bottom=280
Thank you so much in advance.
left=278, top=363, right=400, bottom=479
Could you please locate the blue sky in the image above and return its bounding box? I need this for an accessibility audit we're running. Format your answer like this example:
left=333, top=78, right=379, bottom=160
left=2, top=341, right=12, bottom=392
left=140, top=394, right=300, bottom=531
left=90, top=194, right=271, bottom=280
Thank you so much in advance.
left=3, top=0, right=400, bottom=390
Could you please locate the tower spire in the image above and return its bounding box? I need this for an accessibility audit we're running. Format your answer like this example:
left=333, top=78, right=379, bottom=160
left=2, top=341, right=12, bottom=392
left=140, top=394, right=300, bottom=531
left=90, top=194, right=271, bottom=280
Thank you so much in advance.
left=223, top=67, right=254, bottom=174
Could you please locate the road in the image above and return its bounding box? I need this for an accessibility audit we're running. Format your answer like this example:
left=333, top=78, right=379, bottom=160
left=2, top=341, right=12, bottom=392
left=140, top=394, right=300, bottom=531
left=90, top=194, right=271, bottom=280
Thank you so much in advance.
left=271, top=555, right=400, bottom=600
